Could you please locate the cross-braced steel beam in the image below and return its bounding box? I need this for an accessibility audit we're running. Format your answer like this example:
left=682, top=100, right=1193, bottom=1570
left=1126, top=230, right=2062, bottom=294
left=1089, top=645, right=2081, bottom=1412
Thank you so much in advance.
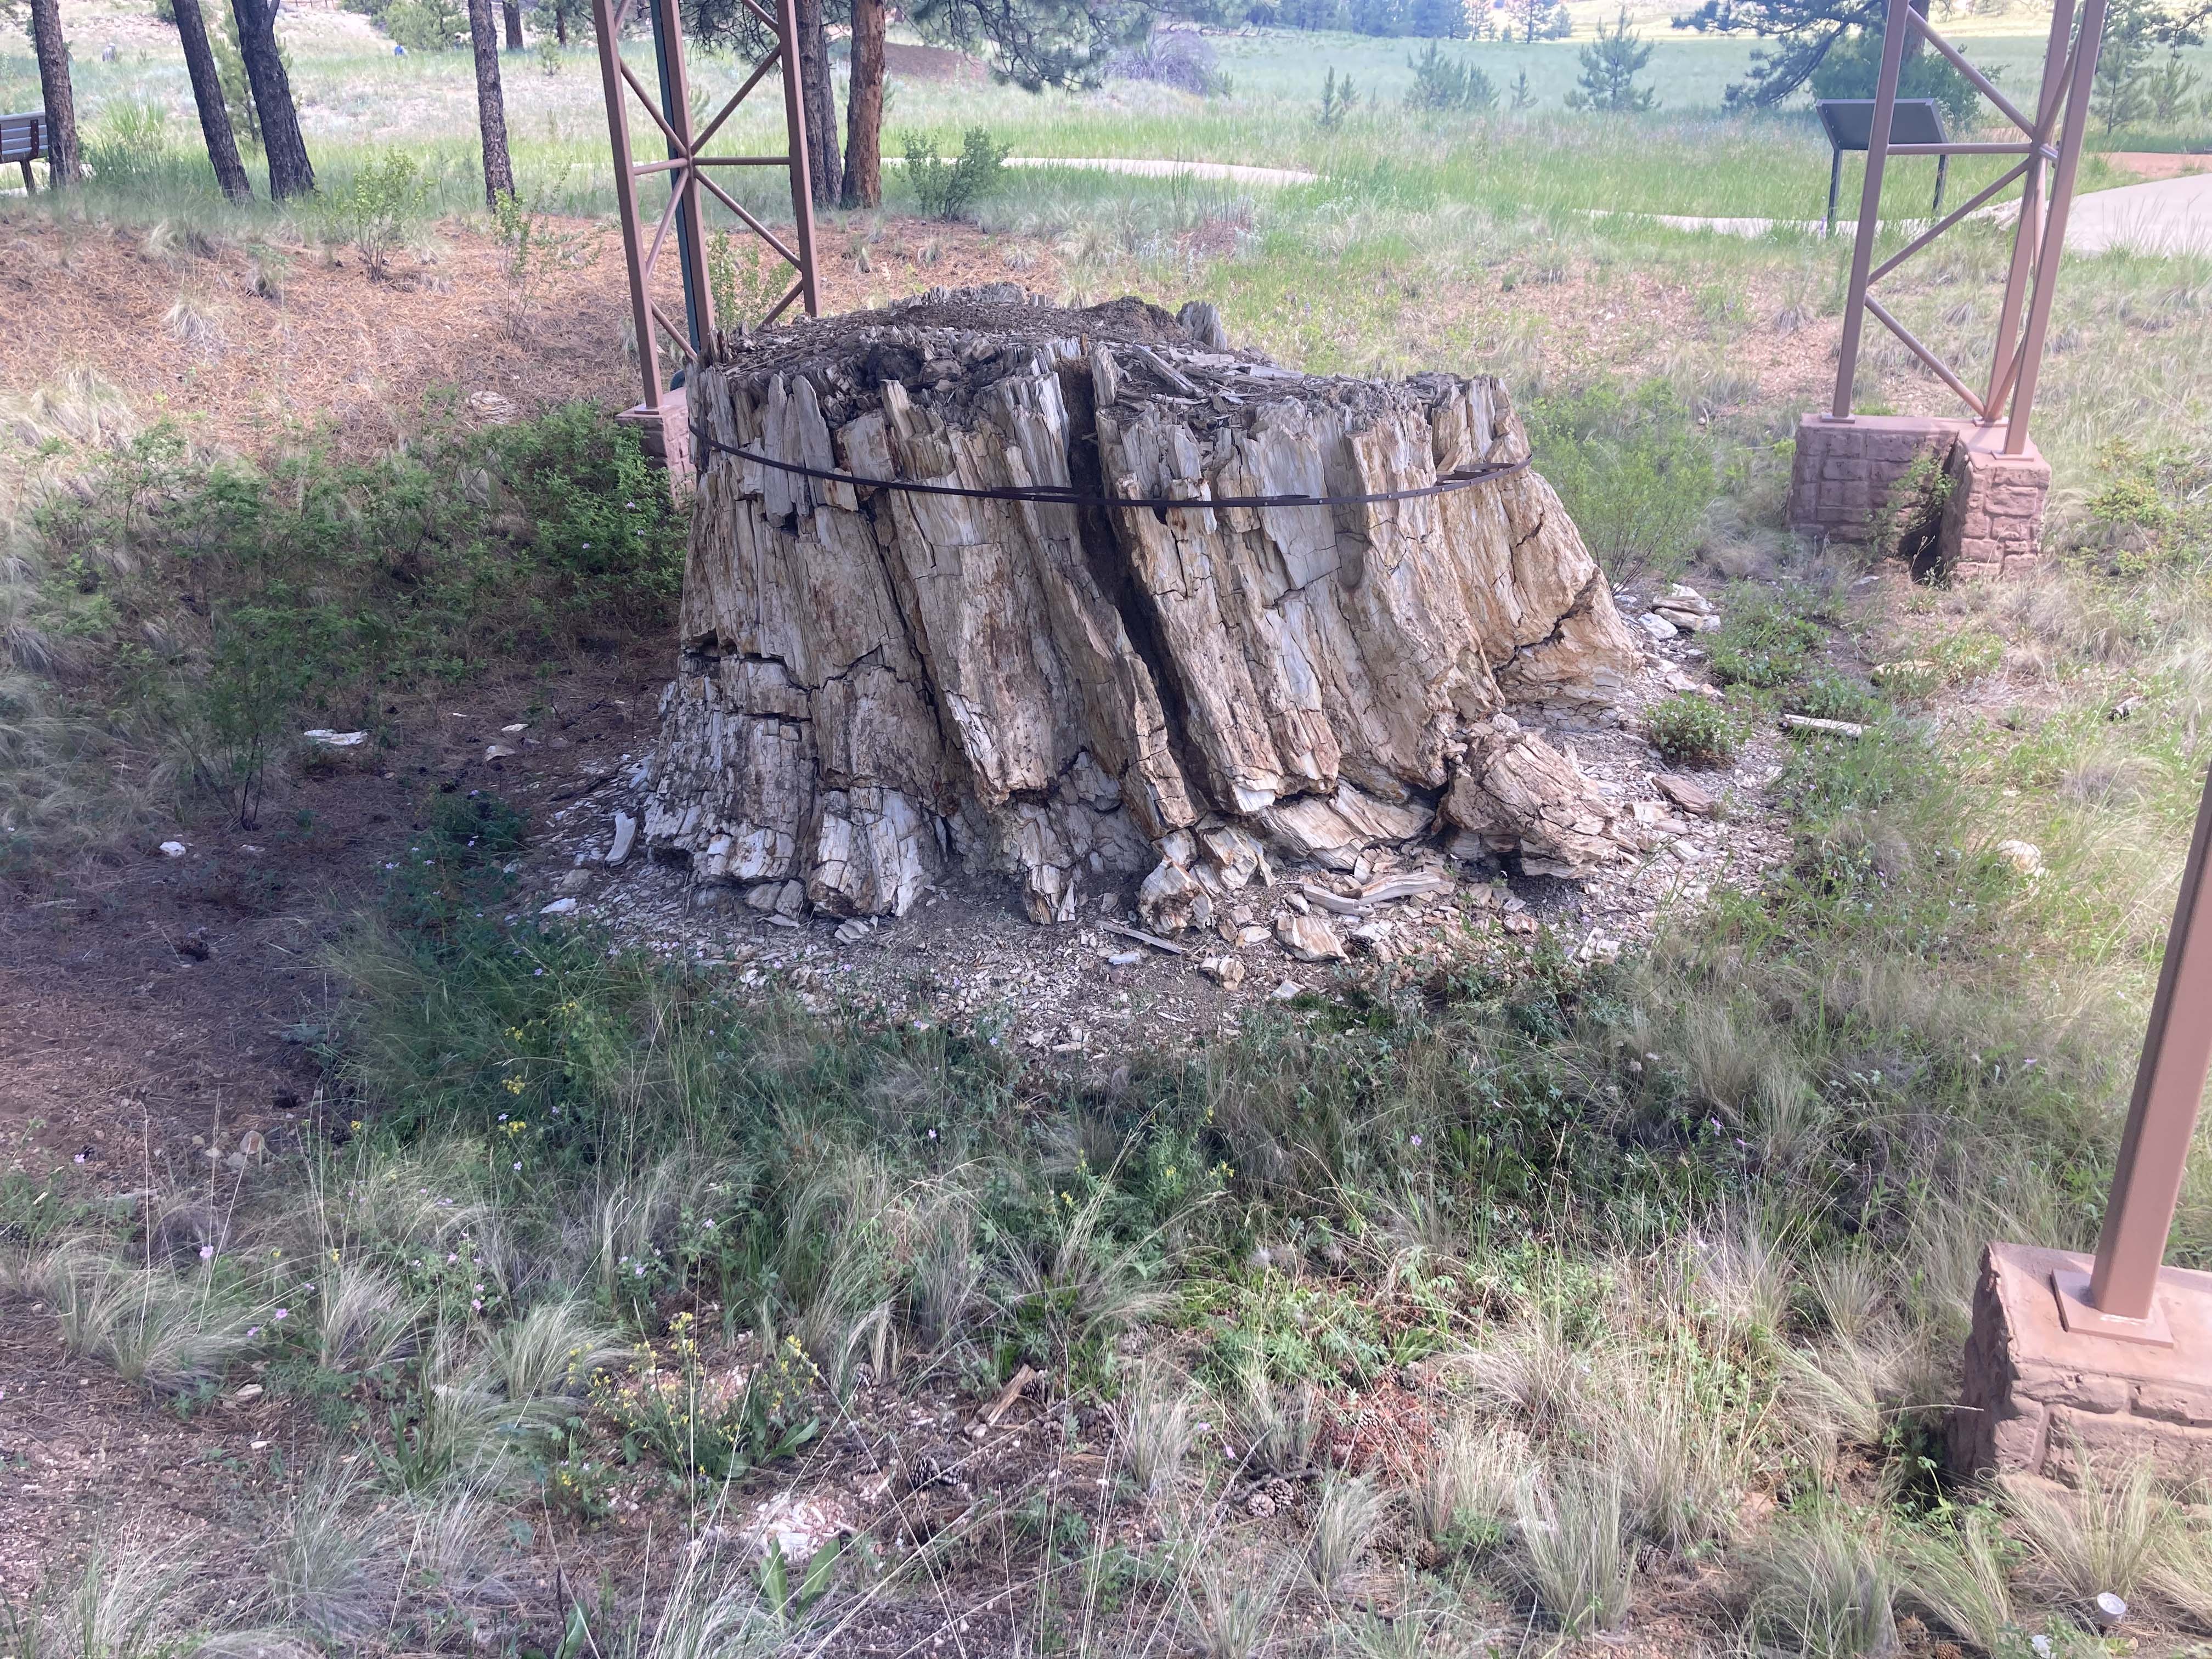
left=593, top=0, right=819, bottom=422
left=1829, top=0, right=2107, bottom=455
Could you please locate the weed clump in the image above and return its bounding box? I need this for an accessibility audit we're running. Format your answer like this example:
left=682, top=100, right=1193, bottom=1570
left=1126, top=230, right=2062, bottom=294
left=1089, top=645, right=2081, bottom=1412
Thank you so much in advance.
left=1645, top=693, right=1737, bottom=768
left=1709, top=589, right=1825, bottom=687
left=902, top=127, right=1010, bottom=221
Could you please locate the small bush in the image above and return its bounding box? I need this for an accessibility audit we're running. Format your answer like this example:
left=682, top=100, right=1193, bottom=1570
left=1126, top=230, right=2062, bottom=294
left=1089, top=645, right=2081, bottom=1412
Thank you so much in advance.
left=1404, top=42, right=1496, bottom=111
left=706, top=228, right=787, bottom=335
left=1709, top=590, right=1824, bottom=688
left=1108, top=26, right=1223, bottom=95
left=329, top=150, right=433, bottom=280
left=1645, top=694, right=1737, bottom=768
left=380, top=0, right=466, bottom=52
left=1316, top=66, right=1360, bottom=129
left=1523, top=381, right=1717, bottom=586
left=902, top=127, right=1010, bottom=221
left=1789, top=672, right=1881, bottom=725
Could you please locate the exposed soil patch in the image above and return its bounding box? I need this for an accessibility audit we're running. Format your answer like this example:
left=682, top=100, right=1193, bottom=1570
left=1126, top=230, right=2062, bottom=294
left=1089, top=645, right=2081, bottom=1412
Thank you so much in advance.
left=0, top=215, right=1063, bottom=460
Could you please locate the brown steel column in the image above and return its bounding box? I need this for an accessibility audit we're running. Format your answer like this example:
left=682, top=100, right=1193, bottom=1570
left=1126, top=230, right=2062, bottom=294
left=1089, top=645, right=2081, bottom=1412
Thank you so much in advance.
left=777, top=0, right=820, bottom=317
left=594, top=0, right=663, bottom=415
left=2085, top=765, right=2212, bottom=1324
left=1984, top=0, right=2074, bottom=422
left=2004, top=0, right=2107, bottom=455
left=1829, top=0, right=1914, bottom=421
left=652, top=0, right=718, bottom=354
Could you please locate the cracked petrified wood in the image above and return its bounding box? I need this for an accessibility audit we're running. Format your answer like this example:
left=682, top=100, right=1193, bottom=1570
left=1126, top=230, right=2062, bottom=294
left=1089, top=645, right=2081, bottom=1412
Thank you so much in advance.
left=642, top=287, right=1644, bottom=924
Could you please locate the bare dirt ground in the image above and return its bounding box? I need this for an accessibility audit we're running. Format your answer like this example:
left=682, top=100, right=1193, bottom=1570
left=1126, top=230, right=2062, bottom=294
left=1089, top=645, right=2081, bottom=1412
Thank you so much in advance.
left=0, top=212, right=1064, bottom=458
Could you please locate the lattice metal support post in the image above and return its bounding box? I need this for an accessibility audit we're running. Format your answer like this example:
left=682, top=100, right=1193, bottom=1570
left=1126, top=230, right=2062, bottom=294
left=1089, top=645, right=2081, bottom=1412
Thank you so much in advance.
left=1984, top=0, right=2074, bottom=421
left=2002, top=0, right=2106, bottom=455
left=593, top=0, right=820, bottom=453
left=647, top=0, right=715, bottom=361
left=2059, top=763, right=2212, bottom=1340
left=1824, top=0, right=2106, bottom=449
left=1828, top=0, right=1914, bottom=421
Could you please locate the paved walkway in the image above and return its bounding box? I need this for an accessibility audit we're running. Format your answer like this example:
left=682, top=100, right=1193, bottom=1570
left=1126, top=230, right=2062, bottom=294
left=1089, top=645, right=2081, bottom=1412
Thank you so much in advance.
left=1585, top=171, right=2212, bottom=257
left=2063, top=171, right=2212, bottom=255
left=1000, top=156, right=1318, bottom=188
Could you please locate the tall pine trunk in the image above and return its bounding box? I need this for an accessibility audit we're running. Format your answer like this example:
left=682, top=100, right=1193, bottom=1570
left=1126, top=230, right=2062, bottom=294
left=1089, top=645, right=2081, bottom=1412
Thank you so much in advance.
left=27, top=0, right=81, bottom=184
left=839, top=0, right=883, bottom=209
left=503, top=0, right=524, bottom=49
left=794, top=0, right=838, bottom=211
left=173, top=0, right=254, bottom=202
left=468, top=0, right=516, bottom=204
left=553, top=1, right=567, bottom=46
left=229, top=0, right=314, bottom=199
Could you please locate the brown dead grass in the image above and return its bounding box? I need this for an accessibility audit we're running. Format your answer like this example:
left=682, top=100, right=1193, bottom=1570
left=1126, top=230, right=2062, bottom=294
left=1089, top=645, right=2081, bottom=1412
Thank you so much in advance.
left=0, top=211, right=1063, bottom=456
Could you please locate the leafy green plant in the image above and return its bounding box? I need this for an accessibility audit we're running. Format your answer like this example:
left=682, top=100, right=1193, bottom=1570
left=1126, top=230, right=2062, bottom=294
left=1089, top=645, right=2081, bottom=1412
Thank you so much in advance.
left=1789, top=672, right=1881, bottom=725
left=1709, top=590, right=1824, bottom=688
left=492, top=187, right=598, bottom=334
left=901, top=127, right=1010, bottom=221
left=330, top=150, right=433, bottom=280
left=706, top=228, right=788, bottom=335
left=1404, top=43, right=1495, bottom=112
left=757, top=1537, right=840, bottom=1627
left=591, top=1313, right=820, bottom=1483
left=1868, top=448, right=1954, bottom=572
left=1645, top=693, right=1737, bottom=768
left=1523, top=381, right=1716, bottom=586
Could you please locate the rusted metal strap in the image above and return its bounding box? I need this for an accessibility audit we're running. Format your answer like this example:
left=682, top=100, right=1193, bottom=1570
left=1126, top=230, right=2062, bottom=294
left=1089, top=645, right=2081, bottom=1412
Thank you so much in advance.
left=689, top=425, right=1531, bottom=510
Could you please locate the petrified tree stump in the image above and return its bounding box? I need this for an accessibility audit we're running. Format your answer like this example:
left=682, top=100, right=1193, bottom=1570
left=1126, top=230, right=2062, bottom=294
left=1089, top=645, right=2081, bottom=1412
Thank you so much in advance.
left=642, top=287, right=1643, bottom=930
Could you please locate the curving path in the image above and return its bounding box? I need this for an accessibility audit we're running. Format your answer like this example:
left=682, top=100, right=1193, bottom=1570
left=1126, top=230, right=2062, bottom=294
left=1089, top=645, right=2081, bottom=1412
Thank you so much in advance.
left=889, top=154, right=1319, bottom=188
left=1582, top=171, right=2212, bottom=257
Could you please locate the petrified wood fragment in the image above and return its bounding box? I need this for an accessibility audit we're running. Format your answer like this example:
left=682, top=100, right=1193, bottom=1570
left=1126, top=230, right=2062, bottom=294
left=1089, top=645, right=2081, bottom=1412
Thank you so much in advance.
left=642, top=287, right=1642, bottom=924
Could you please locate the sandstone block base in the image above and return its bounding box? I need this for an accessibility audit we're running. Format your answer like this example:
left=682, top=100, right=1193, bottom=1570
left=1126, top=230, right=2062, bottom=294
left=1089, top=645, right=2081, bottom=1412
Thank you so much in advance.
left=1787, top=414, right=2049, bottom=580
left=618, top=385, right=692, bottom=477
left=1951, top=1242, right=2212, bottom=1490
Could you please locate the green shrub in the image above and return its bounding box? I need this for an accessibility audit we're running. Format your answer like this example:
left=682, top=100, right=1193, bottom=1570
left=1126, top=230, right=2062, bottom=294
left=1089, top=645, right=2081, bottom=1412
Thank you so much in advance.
left=1788, top=672, right=1882, bottom=725
left=1405, top=43, right=1496, bottom=111
left=328, top=150, right=434, bottom=279
left=84, top=99, right=179, bottom=189
left=901, top=127, right=1010, bottom=221
left=1645, top=694, right=1737, bottom=768
left=380, top=0, right=466, bottom=51
left=22, top=404, right=679, bottom=832
left=1709, top=590, right=1824, bottom=689
left=1523, top=381, right=1718, bottom=587
left=590, top=1313, right=819, bottom=1483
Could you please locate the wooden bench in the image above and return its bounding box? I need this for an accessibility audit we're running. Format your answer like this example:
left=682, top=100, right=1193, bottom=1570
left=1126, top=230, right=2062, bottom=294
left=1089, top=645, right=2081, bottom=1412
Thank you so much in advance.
left=2, top=111, right=48, bottom=193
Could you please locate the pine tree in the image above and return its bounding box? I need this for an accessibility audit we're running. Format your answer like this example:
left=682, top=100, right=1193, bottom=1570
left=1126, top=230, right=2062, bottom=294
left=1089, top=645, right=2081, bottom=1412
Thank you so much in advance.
left=466, top=0, right=514, bottom=204
left=171, top=0, right=253, bottom=200
left=1565, top=5, right=1655, bottom=109
left=2095, top=0, right=2158, bottom=134
left=1406, top=0, right=1468, bottom=36
left=26, top=0, right=81, bottom=184
left=227, top=0, right=314, bottom=198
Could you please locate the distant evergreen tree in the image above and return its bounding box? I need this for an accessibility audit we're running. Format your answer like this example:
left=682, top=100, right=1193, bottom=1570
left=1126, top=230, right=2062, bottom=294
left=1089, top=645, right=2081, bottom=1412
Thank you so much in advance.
left=1406, top=38, right=1496, bottom=105
left=1406, top=0, right=1469, bottom=36
left=1565, top=5, right=1655, bottom=108
left=1503, top=0, right=1569, bottom=42
left=2147, top=49, right=2202, bottom=123
left=1508, top=66, right=1535, bottom=106
left=1807, top=25, right=1978, bottom=130
left=2094, top=0, right=2159, bottom=133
